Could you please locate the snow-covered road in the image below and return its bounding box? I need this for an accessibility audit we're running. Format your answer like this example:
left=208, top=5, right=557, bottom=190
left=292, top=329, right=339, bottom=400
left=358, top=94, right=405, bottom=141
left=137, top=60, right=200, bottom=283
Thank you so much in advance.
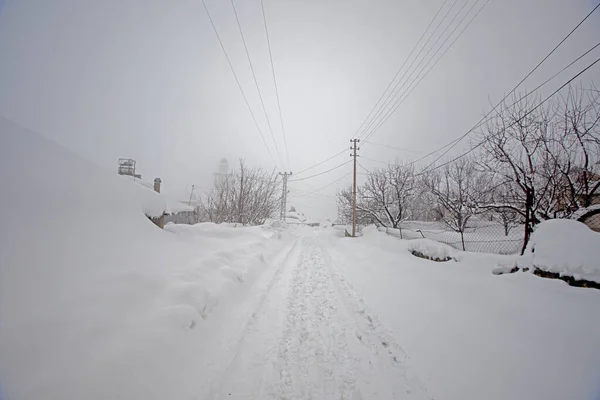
left=206, top=230, right=430, bottom=400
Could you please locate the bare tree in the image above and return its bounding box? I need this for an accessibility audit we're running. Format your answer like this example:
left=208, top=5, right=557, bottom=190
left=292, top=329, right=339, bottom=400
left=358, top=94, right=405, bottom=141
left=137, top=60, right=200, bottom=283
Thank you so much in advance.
left=548, top=85, right=600, bottom=214
left=422, top=157, right=491, bottom=250
left=478, top=93, right=560, bottom=253
left=337, top=162, right=416, bottom=229
left=200, top=160, right=280, bottom=225
left=336, top=185, right=380, bottom=226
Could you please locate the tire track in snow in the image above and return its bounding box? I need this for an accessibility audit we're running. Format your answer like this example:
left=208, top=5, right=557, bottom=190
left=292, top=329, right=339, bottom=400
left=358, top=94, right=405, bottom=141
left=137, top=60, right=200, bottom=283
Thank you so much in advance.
left=207, top=239, right=301, bottom=399
left=269, top=237, right=358, bottom=400
left=208, top=230, right=431, bottom=400
left=317, top=236, right=432, bottom=399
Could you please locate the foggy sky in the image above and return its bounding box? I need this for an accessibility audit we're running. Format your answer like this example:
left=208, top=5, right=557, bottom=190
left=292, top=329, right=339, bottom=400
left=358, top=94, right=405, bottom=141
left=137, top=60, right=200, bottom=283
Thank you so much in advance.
left=1, top=0, right=599, bottom=220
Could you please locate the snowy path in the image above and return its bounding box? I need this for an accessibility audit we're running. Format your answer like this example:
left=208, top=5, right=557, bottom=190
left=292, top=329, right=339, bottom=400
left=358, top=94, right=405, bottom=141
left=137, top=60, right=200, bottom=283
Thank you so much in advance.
left=206, top=230, right=430, bottom=400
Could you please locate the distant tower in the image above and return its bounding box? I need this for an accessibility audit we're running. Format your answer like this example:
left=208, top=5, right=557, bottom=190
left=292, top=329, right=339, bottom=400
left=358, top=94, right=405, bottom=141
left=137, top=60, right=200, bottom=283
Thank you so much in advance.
left=214, top=158, right=228, bottom=185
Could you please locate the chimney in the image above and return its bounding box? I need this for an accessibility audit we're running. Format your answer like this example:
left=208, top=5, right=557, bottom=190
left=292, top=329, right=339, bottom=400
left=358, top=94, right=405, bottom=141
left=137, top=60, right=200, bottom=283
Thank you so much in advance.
left=153, top=177, right=162, bottom=193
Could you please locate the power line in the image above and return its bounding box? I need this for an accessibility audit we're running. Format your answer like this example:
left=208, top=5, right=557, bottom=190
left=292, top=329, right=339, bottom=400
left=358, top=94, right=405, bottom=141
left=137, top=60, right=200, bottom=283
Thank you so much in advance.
left=289, top=188, right=337, bottom=199
left=293, top=148, right=348, bottom=176
left=362, top=0, right=489, bottom=142
left=367, top=0, right=600, bottom=165
left=260, top=0, right=291, bottom=170
left=292, top=172, right=352, bottom=197
left=422, top=40, right=600, bottom=170
left=360, top=156, right=387, bottom=164
left=359, top=0, right=471, bottom=140
left=362, top=140, right=423, bottom=154
left=417, top=54, right=600, bottom=177
left=357, top=162, right=371, bottom=174
left=397, top=41, right=598, bottom=169
left=415, top=2, right=600, bottom=171
left=230, top=0, right=285, bottom=170
left=289, top=160, right=352, bottom=182
left=201, top=0, right=278, bottom=168
left=351, top=0, right=452, bottom=140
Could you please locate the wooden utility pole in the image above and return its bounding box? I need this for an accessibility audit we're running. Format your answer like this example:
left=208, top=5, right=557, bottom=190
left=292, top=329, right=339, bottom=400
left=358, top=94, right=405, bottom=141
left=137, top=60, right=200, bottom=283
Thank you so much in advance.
left=350, top=139, right=360, bottom=237
left=279, top=172, right=292, bottom=220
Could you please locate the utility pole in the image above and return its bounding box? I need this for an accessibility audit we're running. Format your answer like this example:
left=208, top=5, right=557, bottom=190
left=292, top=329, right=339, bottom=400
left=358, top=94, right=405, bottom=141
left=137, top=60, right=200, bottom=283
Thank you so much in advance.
left=350, top=139, right=360, bottom=237
left=279, top=172, right=292, bottom=220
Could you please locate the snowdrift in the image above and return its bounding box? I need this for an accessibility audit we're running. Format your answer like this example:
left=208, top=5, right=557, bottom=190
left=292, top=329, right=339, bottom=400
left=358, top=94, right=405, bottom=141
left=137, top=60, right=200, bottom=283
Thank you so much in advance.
left=0, top=117, right=282, bottom=400
left=519, top=219, right=600, bottom=283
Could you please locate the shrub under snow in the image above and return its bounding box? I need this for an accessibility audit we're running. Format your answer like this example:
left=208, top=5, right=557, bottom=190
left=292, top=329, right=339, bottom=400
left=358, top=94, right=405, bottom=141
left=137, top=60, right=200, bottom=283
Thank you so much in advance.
left=519, top=219, right=600, bottom=283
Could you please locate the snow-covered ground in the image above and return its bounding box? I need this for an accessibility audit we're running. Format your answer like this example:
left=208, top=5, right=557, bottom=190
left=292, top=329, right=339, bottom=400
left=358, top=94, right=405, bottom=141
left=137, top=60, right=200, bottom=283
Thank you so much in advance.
left=2, top=117, right=599, bottom=400
left=319, top=226, right=600, bottom=400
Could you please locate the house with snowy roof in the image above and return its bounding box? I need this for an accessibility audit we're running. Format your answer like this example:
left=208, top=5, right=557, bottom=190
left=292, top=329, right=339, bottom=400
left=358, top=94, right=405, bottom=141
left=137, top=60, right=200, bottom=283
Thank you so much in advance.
left=120, top=175, right=194, bottom=228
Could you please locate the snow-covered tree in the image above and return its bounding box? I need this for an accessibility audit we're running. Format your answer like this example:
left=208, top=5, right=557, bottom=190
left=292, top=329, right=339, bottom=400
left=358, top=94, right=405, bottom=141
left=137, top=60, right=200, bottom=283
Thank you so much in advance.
left=200, top=160, right=280, bottom=225
left=422, top=157, right=491, bottom=250
left=336, top=162, right=416, bottom=229
left=478, top=86, right=600, bottom=252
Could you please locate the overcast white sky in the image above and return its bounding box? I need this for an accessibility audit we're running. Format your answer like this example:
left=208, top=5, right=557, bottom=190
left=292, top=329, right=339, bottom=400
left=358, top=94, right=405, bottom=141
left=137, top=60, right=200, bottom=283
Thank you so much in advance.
left=0, top=0, right=599, bottom=221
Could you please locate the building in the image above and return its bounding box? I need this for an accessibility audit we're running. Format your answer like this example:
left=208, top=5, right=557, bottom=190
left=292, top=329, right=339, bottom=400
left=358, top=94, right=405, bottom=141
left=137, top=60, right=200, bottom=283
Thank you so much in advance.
left=120, top=174, right=194, bottom=229
left=214, top=158, right=228, bottom=186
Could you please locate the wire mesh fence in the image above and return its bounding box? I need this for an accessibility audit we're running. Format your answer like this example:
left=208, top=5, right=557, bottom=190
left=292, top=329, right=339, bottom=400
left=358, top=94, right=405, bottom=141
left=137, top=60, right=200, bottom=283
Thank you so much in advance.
left=579, top=210, right=600, bottom=233
left=384, top=218, right=525, bottom=255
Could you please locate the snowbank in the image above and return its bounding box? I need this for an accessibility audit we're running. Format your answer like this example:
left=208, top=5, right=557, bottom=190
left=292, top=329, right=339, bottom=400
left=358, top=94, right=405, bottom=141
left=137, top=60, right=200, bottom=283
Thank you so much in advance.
left=0, top=117, right=284, bottom=400
left=519, top=219, right=600, bottom=283
left=405, top=239, right=455, bottom=261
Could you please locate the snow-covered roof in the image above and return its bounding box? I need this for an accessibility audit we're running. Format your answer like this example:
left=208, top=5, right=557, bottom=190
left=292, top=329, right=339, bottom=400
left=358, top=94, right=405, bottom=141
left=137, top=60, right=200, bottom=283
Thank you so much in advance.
left=120, top=175, right=193, bottom=216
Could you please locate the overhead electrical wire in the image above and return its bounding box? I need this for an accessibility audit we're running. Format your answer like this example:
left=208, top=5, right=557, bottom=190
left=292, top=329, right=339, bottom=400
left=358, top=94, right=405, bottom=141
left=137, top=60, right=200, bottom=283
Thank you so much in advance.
left=358, top=0, right=471, bottom=140
left=416, top=54, right=600, bottom=177
left=230, top=0, right=285, bottom=170
left=291, top=172, right=353, bottom=197
left=201, top=0, right=278, bottom=168
left=361, top=140, right=423, bottom=154
left=362, top=0, right=490, bottom=142
left=420, top=42, right=600, bottom=171
left=289, top=160, right=352, bottom=182
left=351, top=0, right=452, bottom=140
left=366, top=2, right=600, bottom=169
left=293, top=148, right=348, bottom=176
left=357, top=162, right=371, bottom=174
left=360, top=156, right=387, bottom=164
left=288, top=187, right=337, bottom=199
left=413, top=3, right=600, bottom=171
left=260, top=0, right=291, bottom=170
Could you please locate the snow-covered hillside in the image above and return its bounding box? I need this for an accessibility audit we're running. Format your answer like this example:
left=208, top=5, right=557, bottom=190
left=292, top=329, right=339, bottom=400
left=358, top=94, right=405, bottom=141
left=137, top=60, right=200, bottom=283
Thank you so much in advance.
left=0, top=117, right=286, bottom=400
